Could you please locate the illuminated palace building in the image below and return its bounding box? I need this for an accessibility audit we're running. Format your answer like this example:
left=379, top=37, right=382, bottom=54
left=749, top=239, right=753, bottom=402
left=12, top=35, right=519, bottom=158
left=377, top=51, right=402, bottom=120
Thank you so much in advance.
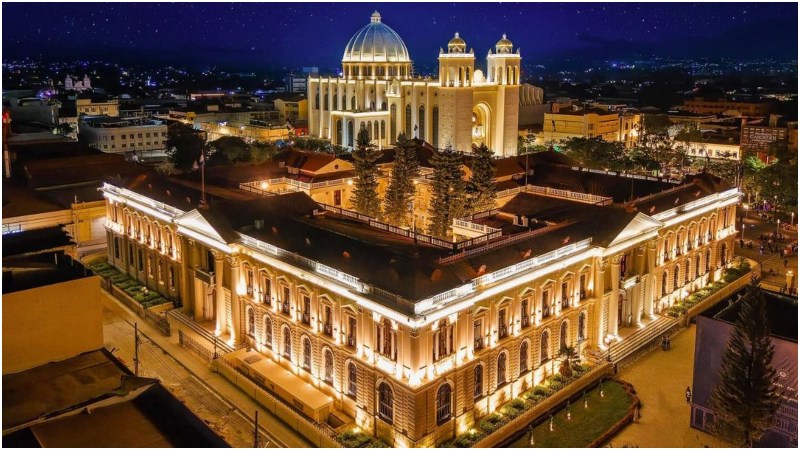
left=308, top=12, right=521, bottom=156
left=102, top=148, right=740, bottom=446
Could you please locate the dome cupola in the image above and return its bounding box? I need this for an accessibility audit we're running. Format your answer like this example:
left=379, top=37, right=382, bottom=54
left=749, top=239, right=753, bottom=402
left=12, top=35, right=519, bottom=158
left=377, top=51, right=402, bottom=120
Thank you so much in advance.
left=495, top=34, right=513, bottom=54
left=447, top=32, right=466, bottom=53
left=342, top=11, right=411, bottom=63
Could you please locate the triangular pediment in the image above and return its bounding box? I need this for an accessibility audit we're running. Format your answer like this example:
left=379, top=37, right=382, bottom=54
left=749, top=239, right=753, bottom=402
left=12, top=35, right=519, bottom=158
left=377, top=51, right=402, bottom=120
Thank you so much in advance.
left=606, top=212, right=662, bottom=248
left=176, top=209, right=230, bottom=244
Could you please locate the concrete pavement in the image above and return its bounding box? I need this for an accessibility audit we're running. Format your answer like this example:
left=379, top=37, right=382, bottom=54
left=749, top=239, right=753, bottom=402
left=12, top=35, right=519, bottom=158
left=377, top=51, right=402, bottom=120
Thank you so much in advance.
left=610, top=325, right=729, bottom=448
left=100, top=290, right=312, bottom=448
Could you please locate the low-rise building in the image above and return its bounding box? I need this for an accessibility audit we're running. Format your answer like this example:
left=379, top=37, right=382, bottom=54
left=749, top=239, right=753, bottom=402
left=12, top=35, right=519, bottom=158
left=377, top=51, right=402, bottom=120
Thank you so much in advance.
left=538, top=107, right=641, bottom=147
left=273, top=94, right=308, bottom=124
left=79, top=115, right=168, bottom=156
left=77, top=97, right=120, bottom=117
left=682, top=96, right=776, bottom=118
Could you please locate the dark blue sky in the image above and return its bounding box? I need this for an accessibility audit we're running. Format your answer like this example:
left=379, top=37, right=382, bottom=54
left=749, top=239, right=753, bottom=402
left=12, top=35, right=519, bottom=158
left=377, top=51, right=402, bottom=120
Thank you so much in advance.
left=2, top=2, right=797, bottom=71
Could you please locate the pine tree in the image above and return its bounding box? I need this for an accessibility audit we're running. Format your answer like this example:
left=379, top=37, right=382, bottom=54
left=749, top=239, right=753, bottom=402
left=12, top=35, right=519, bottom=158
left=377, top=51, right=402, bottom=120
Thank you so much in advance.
left=384, top=133, right=420, bottom=227
left=427, top=145, right=467, bottom=239
left=710, top=280, right=781, bottom=447
left=350, top=127, right=382, bottom=218
left=469, top=143, right=497, bottom=214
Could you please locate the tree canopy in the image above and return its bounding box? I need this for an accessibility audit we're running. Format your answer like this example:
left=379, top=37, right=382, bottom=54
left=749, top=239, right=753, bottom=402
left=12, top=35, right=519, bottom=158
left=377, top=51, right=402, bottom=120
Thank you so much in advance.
left=350, top=127, right=382, bottom=218
left=427, top=145, right=467, bottom=239
left=468, top=143, right=497, bottom=213
left=383, top=133, right=419, bottom=227
left=710, top=280, right=781, bottom=447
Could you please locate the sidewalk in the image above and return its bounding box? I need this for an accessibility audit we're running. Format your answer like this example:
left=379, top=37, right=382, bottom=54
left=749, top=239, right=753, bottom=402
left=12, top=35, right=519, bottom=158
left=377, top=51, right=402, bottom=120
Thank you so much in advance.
left=610, top=325, right=730, bottom=448
left=100, top=290, right=312, bottom=448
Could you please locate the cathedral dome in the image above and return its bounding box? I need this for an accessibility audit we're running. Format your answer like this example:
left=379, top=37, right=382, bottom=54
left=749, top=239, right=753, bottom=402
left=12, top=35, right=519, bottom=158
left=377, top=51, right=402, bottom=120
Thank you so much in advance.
left=495, top=34, right=513, bottom=54
left=342, top=12, right=411, bottom=63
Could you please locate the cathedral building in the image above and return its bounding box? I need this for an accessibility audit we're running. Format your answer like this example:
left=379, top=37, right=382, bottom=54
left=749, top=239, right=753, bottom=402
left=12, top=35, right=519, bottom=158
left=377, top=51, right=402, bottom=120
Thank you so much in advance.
left=308, top=12, right=521, bottom=156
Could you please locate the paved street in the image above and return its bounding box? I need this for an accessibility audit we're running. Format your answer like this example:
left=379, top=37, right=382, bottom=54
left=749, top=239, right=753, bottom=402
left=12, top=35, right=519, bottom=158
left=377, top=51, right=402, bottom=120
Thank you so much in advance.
left=735, top=205, right=797, bottom=293
left=100, top=291, right=311, bottom=448
left=610, top=325, right=729, bottom=448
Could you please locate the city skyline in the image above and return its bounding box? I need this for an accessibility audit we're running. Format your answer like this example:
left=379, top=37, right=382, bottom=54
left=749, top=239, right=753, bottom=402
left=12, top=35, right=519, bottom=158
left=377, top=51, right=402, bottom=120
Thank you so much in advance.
left=2, top=2, right=798, bottom=71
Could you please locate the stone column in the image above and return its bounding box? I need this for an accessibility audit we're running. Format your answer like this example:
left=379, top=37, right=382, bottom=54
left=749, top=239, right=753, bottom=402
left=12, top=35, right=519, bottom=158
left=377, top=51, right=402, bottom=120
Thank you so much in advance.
left=609, top=256, right=621, bottom=337
left=214, top=251, right=226, bottom=336
left=228, top=255, right=242, bottom=346
left=631, top=247, right=644, bottom=327
left=594, top=258, right=606, bottom=346
left=182, top=237, right=194, bottom=315
left=644, top=241, right=657, bottom=318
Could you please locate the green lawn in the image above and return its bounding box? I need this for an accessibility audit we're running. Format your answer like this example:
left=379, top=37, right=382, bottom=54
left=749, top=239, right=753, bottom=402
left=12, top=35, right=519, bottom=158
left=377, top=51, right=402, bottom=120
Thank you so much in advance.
left=508, top=380, right=634, bottom=448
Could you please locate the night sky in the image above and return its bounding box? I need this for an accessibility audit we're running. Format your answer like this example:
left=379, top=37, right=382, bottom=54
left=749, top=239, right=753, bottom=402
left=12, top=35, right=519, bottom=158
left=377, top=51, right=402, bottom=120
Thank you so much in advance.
left=2, top=2, right=797, bottom=71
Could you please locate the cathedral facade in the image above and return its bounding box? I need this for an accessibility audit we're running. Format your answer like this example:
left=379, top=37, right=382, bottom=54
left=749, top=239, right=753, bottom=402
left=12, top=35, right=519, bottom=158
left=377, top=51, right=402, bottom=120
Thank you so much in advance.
left=308, top=12, right=521, bottom=156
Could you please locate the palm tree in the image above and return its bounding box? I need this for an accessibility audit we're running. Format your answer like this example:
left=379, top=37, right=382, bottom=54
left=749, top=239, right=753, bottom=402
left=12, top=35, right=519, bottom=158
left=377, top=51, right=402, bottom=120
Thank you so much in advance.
left=558, top=345, right=578, bottom=378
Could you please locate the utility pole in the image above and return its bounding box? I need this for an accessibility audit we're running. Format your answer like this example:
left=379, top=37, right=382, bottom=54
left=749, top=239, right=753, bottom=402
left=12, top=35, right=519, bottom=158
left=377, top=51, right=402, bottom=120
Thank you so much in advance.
left=134, top=322, right=140, bottom=377
left=253, top=410, right=259, bottom=448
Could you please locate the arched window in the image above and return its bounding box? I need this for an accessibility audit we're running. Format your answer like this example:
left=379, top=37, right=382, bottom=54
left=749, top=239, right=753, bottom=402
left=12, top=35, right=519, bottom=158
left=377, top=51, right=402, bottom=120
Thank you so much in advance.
left=497, top=352, right=507, bottom=386
left=366, top=121, right=372, bottom=141
left=283, top=326, right=292, bottom=359
left=323, top=93, right=328, bottom=111
left=347, top=121, right=354, bottom=147
left=674, top=264, right=681, bottom=290
left=720, top=244, right=728, bottom=266
left=247, top=307, right=255, bottom=338
left=315, top=90, right=321, bottom=110
left=347, top=362, right=357, bottom=398
left=324, top=349, right=334, bottom=385
left=432, top=106, right=439, bottom=148
left=519, top=341, right=529, bottom=374
left=418, top=105, right=425, bottom=140
left=351, top=96, right=356, bottom=111
left=378, top=382, right=394, bottom=424
left=405, top=104, right=412, bottom=136
left=436, top=384, right=452, bottom=425
left=695, top=254, right=702, bottom=279
left=263, top=316, right=273, bottom=349
left=705, top=249, right=711, bottom=273
left=381, top=120, right=386, bottom=140
left=302, top=337, right=312, bottom=371
left=340, top=95, right=345, bottom=111
left=578, top=312, right=586, bottom=341
left=390, top=104, right=397, bottom=141
left=662, top=270, right=669, bottom=296
left=560, top=321, right=569, bottom=350
left=473, top=365, right=484, bottom=400
left=540, top=330, right=550, bottom=364
left=335, top=119, right=342, bottom=146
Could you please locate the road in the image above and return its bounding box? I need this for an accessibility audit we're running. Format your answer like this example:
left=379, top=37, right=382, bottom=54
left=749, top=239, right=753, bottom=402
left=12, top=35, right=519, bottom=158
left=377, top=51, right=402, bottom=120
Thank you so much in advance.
left=101, top=291, right=310, bottom=448
left=735, top=205, right=797, bottom=292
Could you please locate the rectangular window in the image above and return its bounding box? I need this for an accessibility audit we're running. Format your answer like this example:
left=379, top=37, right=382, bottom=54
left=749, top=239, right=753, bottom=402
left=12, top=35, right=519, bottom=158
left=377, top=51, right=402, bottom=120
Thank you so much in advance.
left=262, top=275, right=271, bottom=305
left=301, top=296, right=311, bottom=325
left=334, top=190, right=342, bottom=207
left=282, top=286, right=291, bottom=314
left=348, top=316, right=357, bottom=347
left=323, top=305, right=332, bottom=336
left=473, top=319, right=483, bottom=351
left=521, top=299, right=530, bottom=327
left=542, top=290, right=551, bottom=318
left=561, top=282, right=570, bottom=309
left=498, top=309, right=508, bottom=339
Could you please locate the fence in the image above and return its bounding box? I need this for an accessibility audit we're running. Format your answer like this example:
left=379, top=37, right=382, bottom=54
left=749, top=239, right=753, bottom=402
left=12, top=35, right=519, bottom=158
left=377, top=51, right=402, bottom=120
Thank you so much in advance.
left=473, top=363, right=611, bottom=448
left=109, top=285, right=171, bottom=336
left=177, top=329, right=216, bottom=361
left=685, top=260, right=760, bottom=323
left=213, top=353, right=342, bottom=448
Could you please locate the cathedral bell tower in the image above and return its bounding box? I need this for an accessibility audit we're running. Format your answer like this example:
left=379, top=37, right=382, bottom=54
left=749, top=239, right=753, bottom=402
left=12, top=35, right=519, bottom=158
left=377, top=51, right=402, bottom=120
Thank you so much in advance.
left=438, top=32, right=475, bottom=87
left=487, top=34, right=520, bottom=86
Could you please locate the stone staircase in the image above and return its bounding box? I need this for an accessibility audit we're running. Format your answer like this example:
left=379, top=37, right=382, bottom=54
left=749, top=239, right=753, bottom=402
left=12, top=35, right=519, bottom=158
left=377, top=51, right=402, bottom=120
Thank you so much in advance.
left=608, top=315, right=679, bottom=365
left=168, top=309, right=236, bottom=354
